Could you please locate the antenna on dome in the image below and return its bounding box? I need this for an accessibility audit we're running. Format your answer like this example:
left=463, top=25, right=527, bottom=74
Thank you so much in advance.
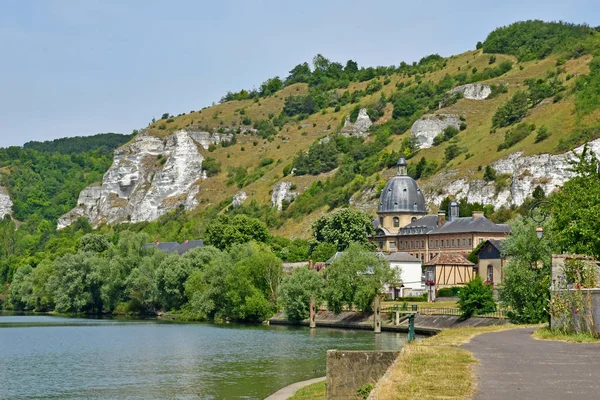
left=397, top=157, right=407, bottom=176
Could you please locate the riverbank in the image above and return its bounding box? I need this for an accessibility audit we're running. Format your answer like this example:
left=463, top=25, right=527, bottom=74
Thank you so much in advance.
left=269, top=310, right=507, bottom=336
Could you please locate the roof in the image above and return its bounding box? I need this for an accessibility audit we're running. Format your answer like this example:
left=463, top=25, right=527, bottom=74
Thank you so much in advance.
left=429, top=216, right=511, bottom=235
left=398, top=215, right=438, bottom=235
left=378, top=175, right=427, bottom=214
left=144, top=240, right=204, bottom=255
left=424, top=252, right=474, bottom=267
left=384, top=252, right=421, bottom=263
left=477, top=239, right=504, bottom=254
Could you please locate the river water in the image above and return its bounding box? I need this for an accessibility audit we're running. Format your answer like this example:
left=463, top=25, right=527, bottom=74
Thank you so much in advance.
left=0, top=315, right=409, bottom=399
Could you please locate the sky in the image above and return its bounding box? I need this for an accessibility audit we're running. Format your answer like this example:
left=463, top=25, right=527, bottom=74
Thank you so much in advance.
left=1, top=0, right=599, bottom=148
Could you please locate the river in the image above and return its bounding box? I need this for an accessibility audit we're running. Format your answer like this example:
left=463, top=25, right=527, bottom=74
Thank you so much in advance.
left=0, top=315, right=409, bottom=399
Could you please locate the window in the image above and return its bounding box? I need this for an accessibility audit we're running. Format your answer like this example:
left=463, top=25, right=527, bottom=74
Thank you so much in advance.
left=451, top=239, right=455, bottom=247
left=389, top=241, right=396, bottom=249
left=421, top=240, right=425, bottom=248
left=468, top=238, right=472, bottom=246
left=435, top=240, right=439, bottom=248
left=446, top=239, right=449, bottom=247
left=411, top=216, right=417, bottom=222
left=411, top=240, right=414, bottom=249
left=462, top=238, right=466, bottom=247
left=379, top=216, right=384, bottom=226
left=421, top=253, right=424, bottom=260
left=430, top=240, right=433, bottom=248
left=441, top=240, right=444, bottom=248
left=487, top=265, right=494, bottom=282
left=398, top=241, right=402, bottom=249
left=378, top=241, right=383, bottom=249
left=393, top=217, right=399, bottom=227
left=404, top=241, right=408, bottom=249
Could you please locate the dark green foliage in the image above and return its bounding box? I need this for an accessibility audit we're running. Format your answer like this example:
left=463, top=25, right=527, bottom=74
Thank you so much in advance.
left=433, top=126, right=459, bottom=146
left=436, top=286, right=461, bottom=297
left=283, top=94, right=317, bottom=116
left=0, top=144, right=117, bottom=222
left=469, top=61, right=513, bottom=82
left=279, top=267, right=324, bottom=322
left=254, top=120, right=277, bottom=139
left=270, top=237, right=310, bottom=262
left=488, top=84, right=508, bottom=98
left=497, top=123, right=535, bottom=151
left=293, top=140, right=339, bottom=175
left=259, top=76, right=283, bottom=96
left=492, top=91, right=530, bottom=127
left=408, top=157, right=438, bottom=180
left=534, top=125, right=550, bottom=143
left=488, top=55, right=496, bottom=64
left=525, top=77, right=564, bottom=106
left=483, top=165, right=497, bottom=181
left=392, top=96, right=418, bottom=119
left=259, top=158, right=274, bottom=167
left=312, top=208, right=374, bottom=251
left=458, top=275, right=496, bottom=318
left=467, top=240, right=486, bottom=264
left=444, top=143, right=464, bottom=162
left=202, top=157, right=221, bottom=177
left=482, top=20, right=594, bottom=61
left=309, top=242, right=337, bottom=262
left=575, top=56, right=600, bottom=115
left=23, top=133, right=133, bottom=154
left=205, top=214, right=269, bottom=250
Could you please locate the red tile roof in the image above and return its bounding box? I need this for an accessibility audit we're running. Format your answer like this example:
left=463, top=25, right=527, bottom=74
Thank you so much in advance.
left=424, top=252, right=474, bottom=266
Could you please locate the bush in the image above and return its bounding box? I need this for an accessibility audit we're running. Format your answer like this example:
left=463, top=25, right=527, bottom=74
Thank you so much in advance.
left=458, top=275, right=496, bottom=318
left=279, top=267, right=324, bottom=322
left=433, top=126, right=459, bottom=146
left=201, top=157, right=221, bottom=177
left=437, top=287, right=461, bottom=297
left=492, top=91, right=530, bottom=127
left=534, top=125, right=550, bottom=143
left=483, top=165, right=497, bottom=182
left=392, top=96, right=418, bottom=119
left=259, top=158, right=274, bottom=167
left=497, top=123, right=535, bottom=151
left=488, top=55, right=496, bottom=64
left=444, top=143, right=464, bottom=162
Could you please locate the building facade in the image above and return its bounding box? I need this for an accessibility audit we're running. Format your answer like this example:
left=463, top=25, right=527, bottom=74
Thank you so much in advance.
left=476, top=239, right=506, bottom=287
left=371, top=157, right=510, bottom=262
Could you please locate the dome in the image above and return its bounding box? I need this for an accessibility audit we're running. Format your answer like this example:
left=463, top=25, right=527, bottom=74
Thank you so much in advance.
left=378, top=175, right=427, bottom=214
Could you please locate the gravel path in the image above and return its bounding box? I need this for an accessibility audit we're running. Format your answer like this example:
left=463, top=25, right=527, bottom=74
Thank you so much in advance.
left=463, top=327, right=600, bottom=400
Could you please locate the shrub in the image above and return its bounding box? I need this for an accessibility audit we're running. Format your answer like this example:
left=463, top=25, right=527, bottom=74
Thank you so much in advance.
left=241, top=116, right=252, bottom=125
left=492, top=91, right=530, bottom=127
left=259, top=158, right=274, bottom=167
left=458, top=275, right=496, bottom=318
left=444, top=143, right=464, bottom=162
left=483, top=165, right=497, bottom=181
left=497, top=123, right=535, bottom=151
left=201, top=157, right=221, bottom=177
left=488, top=55, right=496, bottom=64
left=437, top=287, right=461, bottom=297
left=459, top=122, right=467, bottom=131
left=534, top=125, right=550, bottom=143
left=433, top=126, right=459, bottom=146
left=392, top=96, right=418, bottom=119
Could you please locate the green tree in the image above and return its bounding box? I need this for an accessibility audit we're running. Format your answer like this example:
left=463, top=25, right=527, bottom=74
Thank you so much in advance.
left=483, top=165, right=497, bottom=181
left=458, top=275, right=496, bottom=318
left=312, top=208, right=374, bottom=251
left=79, top=234, right=110, bottom=253
left=392, top=96, right=418, bottom=119
left=550, top=144, right=600, bottom=258
left=279, top=267, right=324, bottom=322
left=205, top=214, right=269, bottom=250
left=324, top=243, right=396, bottom=313
left=492, top=90, right=530, bottom=127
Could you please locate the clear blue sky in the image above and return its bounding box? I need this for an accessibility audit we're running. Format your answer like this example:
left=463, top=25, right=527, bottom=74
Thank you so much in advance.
left=1, top=0, right=598, bottom=147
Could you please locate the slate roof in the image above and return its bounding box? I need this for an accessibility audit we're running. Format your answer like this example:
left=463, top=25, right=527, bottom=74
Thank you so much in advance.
left=378, top=175, right=427, bottom=214
left=144, top=240, right=204, bottom=255
left=428, top=216, right=511, bottom=235
left=424, top=252, right=474, bottom=267
left=478, top=239, right=504, bottom=254
left=384, top=252, right=422, bottom=263
left=398, top=215, right=439, bottom=235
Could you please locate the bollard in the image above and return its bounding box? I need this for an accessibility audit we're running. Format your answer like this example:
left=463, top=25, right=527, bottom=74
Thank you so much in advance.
left=407, top=314, right=416, bottom=343
left=374, top=296, right=381, bottom=334
left=309, top=296, right=316, bottom=329
left=394, top=311, right=400, bottom=326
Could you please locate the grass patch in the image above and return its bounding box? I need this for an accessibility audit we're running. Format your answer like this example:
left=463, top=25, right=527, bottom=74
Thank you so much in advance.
left=288, top=381, right=326, bottom=400
left=371, top=324, right=538, bottom=400
left=533, top=326, right=600, bottom=343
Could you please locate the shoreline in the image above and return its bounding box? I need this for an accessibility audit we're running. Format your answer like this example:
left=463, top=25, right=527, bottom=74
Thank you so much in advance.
left=264, top=376, right=326, bottom=400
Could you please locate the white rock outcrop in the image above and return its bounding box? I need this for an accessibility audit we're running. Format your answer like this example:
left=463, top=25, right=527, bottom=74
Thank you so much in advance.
left=340, top=108, right=372, bottom=137
left=188, top=131, right=234, bottom=150
left=423, top=139, right=600, bottom=209
left=410, top=114, right=461, bottom=149
left=451, top=84, right=492, bottom=100
left=232, top=191, right=247, bottom=207
left=0, top=187, right=13, bottom=219
left=271, top=182, right=298, bottom=210
left=58, top=130, right=206, bottom=228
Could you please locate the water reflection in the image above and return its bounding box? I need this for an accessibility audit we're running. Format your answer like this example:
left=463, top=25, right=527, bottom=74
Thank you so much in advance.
left=0, top=315, right=409, bottom=399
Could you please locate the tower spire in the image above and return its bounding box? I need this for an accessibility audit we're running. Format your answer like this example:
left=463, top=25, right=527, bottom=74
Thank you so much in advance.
left=397, top=157, right=407, bottom=176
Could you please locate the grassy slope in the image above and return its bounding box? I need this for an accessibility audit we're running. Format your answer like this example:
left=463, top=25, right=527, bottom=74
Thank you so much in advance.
left=132, top=49, right=597, bottom=238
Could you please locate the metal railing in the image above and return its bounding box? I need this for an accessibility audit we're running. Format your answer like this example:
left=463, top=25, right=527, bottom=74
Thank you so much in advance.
left=317, top=304, right=507, bottom=319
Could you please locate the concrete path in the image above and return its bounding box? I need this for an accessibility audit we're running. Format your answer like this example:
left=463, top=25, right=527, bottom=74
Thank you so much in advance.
left=264, top=376, right=325, bottom=400
left=463, top=327, right=600, bottom=400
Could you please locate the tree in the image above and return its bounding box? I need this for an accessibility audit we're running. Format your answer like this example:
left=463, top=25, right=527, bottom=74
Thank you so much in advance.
left=392, top=96, right=418, bottom=119
left=324, top=243, right=396, bottom=313
left=79, top=234, right=110, bottom=253
left=279, top=267, right=324, bottom=322
left=499, top=216, right=554, bottom=323
left=492, top=91, right=531, bottom=127
left=458, top=275, right=496, bottom=318
left=310, top=242, right=337, bottom=262
left=483, top=165, right=497, bottom=182
left=550, top=144, right=600, bottom=258
left=312, top=208, right=374, bottom=251
left=205, top=214, right=269, bottom=250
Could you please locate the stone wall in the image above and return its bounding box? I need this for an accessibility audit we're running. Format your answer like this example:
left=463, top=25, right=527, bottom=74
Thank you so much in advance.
left=326, top=350, right=398, bottom=400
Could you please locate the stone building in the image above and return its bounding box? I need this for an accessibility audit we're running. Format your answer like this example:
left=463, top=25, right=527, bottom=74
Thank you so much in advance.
left=476, top=239, right=506, bottom=287
left=371, top=157, right=510, bottom=262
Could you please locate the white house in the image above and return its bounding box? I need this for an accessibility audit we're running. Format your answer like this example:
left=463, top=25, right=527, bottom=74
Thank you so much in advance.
left=383, top=252, right=423, bottom=299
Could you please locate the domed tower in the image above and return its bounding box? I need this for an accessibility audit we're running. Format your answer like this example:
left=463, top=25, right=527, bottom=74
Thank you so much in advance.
left=377, top=157, right=427, bottom=233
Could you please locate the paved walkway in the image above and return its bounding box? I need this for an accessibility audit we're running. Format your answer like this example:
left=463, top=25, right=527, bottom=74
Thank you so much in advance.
left=463, top=327, right=600, bottom=400
left=264, top=376, right=325, bottom=400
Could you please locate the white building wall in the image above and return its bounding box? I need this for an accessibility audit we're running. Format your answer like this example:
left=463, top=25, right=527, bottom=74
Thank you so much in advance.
left=386, top=261, right=424, bottom=298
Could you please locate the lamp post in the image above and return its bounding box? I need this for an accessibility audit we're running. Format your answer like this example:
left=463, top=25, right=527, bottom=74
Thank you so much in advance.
left=530, top=200, right=551, bottom=240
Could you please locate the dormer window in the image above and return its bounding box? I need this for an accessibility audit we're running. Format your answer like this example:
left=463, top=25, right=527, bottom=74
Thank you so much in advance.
left=393, top=217, right=400, bottom=227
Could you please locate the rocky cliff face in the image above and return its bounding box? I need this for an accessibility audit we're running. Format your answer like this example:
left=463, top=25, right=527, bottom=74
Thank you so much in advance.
left=271, top=182, right=298, bottom=210
left=410, top=114, right=461, bottom=149
left=451, top=84, right=491, bottom=100
left=58, top=130, right=214, bottom=228
left=423, top=139, right=600, bottom=208
left=340, top=108, right=372, bottom=137
left=0, top=187, right=12, bottom=219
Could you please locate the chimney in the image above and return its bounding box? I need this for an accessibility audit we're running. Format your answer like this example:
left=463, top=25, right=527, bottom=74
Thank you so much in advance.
left=472, top=211, right=484, bottom=220
left=437, top=211, right=446, bottom=227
